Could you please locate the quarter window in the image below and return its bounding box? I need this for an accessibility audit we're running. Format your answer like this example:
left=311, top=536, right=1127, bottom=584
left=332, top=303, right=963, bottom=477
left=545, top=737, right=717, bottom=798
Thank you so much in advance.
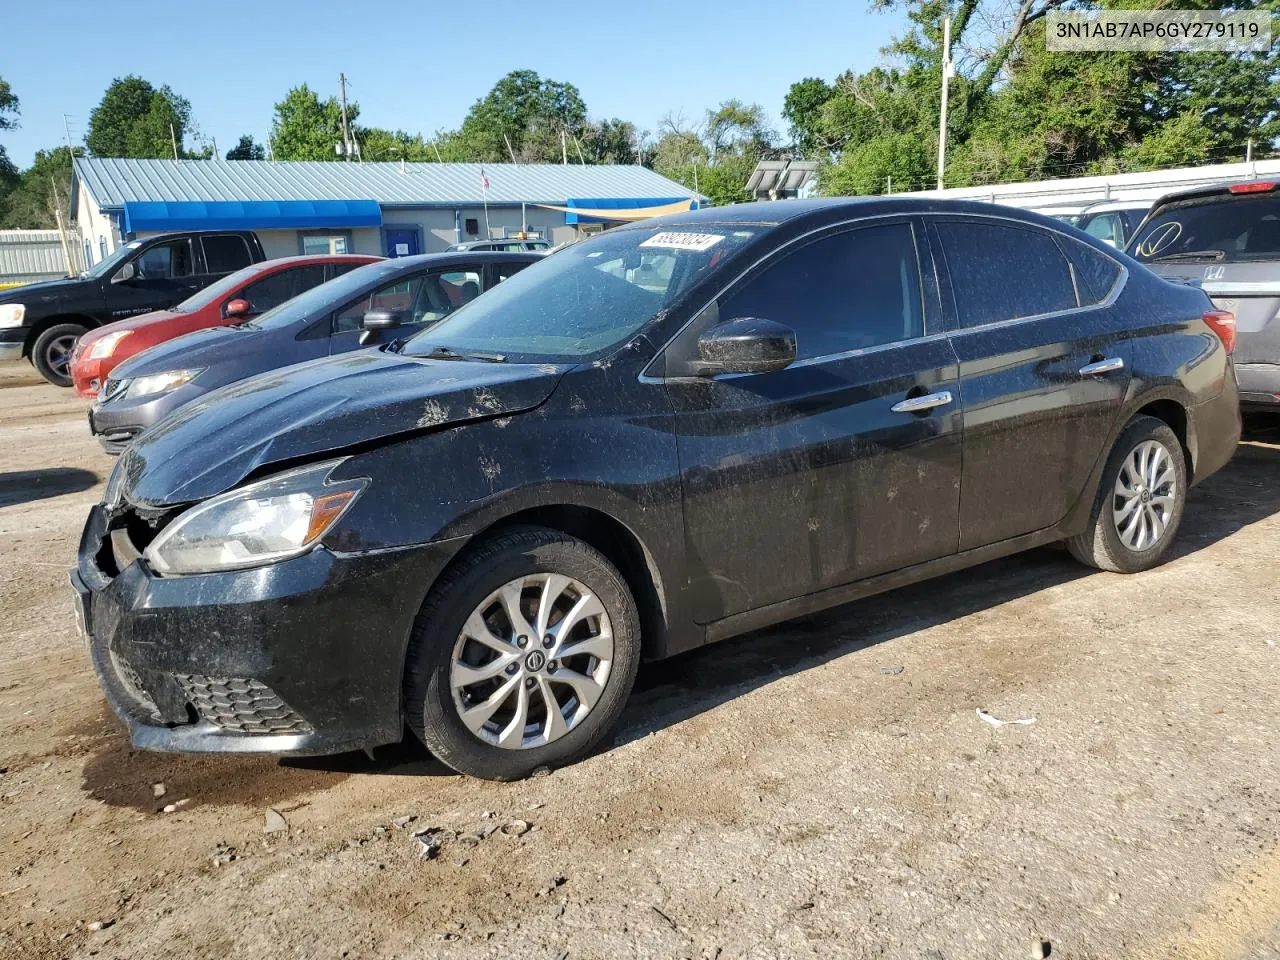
left=936, top=221, right=1077, bottom=327
left=1060, top=238, right=1122, bottom=305
left=718, top=222, right=924, bottom=361
left=201, top=235, right=254, bottom=274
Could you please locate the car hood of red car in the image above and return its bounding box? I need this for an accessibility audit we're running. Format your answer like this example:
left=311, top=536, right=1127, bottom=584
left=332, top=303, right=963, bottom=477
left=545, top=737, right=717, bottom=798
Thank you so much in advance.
left=78, top=309, right=189, bottom=347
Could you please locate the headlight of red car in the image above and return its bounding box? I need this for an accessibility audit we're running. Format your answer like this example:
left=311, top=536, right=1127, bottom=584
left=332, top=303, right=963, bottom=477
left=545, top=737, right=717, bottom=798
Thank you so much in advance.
left=85, top=330, right=134, bottom=361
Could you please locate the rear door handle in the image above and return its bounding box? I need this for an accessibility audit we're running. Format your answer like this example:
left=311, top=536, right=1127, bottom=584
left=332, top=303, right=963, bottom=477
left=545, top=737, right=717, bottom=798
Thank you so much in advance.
left=891, top=390, right=953, bottom=414
left=1079, top=357, right=1125, bottom=377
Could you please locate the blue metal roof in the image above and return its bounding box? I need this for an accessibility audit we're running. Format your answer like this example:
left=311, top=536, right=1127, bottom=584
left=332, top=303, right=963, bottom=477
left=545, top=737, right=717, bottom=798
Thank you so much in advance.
left=121, top=199, right=382, bottom=233
left=75, top=158, right=701, bottom=210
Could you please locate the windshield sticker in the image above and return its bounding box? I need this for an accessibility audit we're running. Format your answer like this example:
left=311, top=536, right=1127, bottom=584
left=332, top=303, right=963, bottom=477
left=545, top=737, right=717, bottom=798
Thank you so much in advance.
left=1136, top=221, right=1182, bottom=258
left=641, top=232, right=726, bottom=252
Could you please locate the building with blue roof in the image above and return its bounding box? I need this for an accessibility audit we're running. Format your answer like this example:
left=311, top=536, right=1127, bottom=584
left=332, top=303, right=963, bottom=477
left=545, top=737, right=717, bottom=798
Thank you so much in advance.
left=71, top=157, right=702, bottom=266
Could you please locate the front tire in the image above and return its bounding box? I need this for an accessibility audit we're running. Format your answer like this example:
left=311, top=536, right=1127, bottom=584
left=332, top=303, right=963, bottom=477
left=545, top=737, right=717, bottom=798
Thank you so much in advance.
left=404, top=526, right=641, bottom=780
left=31, top=323, right=87, bottom=387
left=1067, top=415, right=1187, bottom=573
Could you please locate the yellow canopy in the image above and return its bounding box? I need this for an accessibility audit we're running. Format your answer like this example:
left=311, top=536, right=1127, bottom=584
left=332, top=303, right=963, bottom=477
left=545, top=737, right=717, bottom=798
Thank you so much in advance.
left=534, top=198, right=698, bottom=221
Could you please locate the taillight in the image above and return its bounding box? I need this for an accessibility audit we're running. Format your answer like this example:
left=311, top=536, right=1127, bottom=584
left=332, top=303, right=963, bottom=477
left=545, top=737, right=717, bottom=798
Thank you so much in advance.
left=1228, top=181, right=1277, bottom=195
left=1203, top=309, right=1236, bottom=353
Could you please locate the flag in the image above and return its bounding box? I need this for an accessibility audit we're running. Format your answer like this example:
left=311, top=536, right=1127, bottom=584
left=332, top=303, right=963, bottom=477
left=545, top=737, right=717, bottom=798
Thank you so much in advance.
left=480, top=169, right=490, bottom=192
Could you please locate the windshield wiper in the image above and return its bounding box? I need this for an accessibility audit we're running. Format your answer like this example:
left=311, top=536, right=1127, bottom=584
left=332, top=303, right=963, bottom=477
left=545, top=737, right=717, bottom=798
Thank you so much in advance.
left=425, top=345, right=506, bottom=363
left=1149, top=249, right=1227, bottom=262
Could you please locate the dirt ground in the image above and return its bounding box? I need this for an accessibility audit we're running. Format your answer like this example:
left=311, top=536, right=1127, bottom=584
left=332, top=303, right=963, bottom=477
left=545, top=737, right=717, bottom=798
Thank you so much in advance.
left=1, top=361, right=1278, bottom=960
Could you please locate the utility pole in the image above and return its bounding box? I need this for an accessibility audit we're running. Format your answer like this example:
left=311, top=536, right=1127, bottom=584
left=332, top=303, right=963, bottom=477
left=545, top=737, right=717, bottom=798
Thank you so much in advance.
left=503, top=134, right=517, bottom=164
left=266, top=128, right=276, bottom=162
left=572, top=134, right=586, bottom=165
left=561, top=128, right=568, bottom=165
left=62, top=114, right=75, bottom=153
left=936, top=13, right=954, bottom=191
left=49, top=177, right=75, bottom=276
left=432, top=142, right=443, bottom=163
left=1246, top=138, right=1254, bottom=163
left=170, top=124, right=180, bottom=160
left=338, top=72, right=353, bottom=160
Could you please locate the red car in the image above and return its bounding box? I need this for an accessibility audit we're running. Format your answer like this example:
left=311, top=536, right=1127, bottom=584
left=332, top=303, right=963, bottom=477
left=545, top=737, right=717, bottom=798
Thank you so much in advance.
left=70, top=254, right=382, bottom=398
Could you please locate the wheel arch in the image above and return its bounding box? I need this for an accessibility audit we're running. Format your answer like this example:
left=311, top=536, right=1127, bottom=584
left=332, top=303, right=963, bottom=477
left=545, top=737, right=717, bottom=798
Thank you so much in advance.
left=1133, top=396, right=1194, bottom=482
left=436, top=504, right=670, bottom=661
left=23, top=314, right=98, bottom=358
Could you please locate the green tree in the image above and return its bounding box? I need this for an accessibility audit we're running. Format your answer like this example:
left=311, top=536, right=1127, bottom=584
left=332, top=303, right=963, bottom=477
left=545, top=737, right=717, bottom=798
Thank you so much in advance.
left=581, top=118, right=639, bottom=165
left=225, top=134, right=266, bottom=160
left=87, top=76, right=199, bottom=158
left=437, top=70, right=589, bottom=162
left=270, top=84, right=357, bottom=161
left=0, top=147, right=78, bottom=229
left=651, top=102, right=776, bottom=205
left=0, top=76, right=22, bottom=220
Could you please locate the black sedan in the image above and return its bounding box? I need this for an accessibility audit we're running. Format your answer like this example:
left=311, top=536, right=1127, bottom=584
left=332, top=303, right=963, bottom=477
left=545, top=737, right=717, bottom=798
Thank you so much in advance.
left=87, top=251, right=541, bottom=452
left=72, top=199, right=1241, bottom=780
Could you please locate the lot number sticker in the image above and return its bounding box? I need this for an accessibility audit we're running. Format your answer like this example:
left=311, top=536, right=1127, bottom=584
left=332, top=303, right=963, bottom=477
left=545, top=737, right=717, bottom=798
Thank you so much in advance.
left=640, top=232, right=725, bottom=252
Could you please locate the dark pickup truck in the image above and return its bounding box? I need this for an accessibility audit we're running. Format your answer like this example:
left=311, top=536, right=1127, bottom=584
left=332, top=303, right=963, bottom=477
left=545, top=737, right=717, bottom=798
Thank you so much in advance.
left=0, top=230, right=266, bottom=386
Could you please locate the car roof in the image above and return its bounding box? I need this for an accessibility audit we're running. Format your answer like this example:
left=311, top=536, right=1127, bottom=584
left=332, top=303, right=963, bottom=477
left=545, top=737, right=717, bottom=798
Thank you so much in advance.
left=243, top=253, right=383, bottom=276
left=620, top=196, right=1073, bottom=233
left=1149, top=180, right=1280, bottom=208
left=1078, top=201, right=1151, bottom=214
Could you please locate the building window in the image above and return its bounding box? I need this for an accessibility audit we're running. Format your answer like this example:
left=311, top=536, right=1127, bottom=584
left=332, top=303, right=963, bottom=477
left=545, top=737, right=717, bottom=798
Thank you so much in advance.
left=299, top=231, right=353, bottom=255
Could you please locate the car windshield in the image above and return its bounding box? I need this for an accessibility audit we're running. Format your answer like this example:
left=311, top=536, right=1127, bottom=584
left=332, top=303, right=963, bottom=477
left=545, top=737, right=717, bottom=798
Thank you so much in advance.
left=402, top=226, right=762, bottom=362
left=170, top=264, right=265, bottom=314
left=1130, top=194, right=1280, bottom=262
left=243, top=259, right=398, bottom=330
left=83, top=241, right=142, bottom=279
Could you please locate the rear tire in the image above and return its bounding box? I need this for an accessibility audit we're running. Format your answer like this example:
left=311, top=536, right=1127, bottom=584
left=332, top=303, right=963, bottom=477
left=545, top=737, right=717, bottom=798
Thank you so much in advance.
left=404, top=526, right=641, bottom=780
left=31, top=323, right=87, bottom=387
left=1067, top=415, right=1187, bottom=573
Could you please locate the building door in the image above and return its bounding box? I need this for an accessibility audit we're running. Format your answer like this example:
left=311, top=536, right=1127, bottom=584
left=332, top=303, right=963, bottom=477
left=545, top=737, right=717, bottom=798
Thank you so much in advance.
left=384, top=228, right=421, bottom=258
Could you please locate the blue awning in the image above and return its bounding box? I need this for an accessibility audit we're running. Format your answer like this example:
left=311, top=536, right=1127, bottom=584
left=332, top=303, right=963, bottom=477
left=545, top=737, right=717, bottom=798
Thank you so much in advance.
left=121, top=199, right=383, bottom=233
left=562, top=196, right=698, bottom=225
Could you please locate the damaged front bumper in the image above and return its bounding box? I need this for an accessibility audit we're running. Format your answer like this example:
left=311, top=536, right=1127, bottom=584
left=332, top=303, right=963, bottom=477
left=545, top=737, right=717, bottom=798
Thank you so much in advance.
left=72, top=503, right=467, bottom=755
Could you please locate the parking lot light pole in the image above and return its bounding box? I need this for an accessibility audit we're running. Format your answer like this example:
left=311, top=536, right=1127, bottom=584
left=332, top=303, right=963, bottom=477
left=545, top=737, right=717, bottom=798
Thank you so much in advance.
left=937, top=13, right=954, bottom=191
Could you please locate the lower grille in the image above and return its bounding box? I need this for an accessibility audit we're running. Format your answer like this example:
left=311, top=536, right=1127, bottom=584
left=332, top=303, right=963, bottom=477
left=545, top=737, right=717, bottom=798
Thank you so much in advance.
left=110, top=649, right=163, bottom=723
left=175, top=675, right=313, bottom=735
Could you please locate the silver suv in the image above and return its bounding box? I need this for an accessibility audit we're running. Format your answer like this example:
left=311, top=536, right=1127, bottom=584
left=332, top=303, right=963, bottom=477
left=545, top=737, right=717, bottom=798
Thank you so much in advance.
left=447, top=239, right=549, bottom=253
left=1129, top=181, right=1280, bottom=412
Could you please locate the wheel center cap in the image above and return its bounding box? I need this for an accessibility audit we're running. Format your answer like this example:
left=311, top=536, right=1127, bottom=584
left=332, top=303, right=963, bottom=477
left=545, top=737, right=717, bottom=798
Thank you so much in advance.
left=524, top=650, right=546, bottom=672
left=1140, top=489, right=1152, bottom=503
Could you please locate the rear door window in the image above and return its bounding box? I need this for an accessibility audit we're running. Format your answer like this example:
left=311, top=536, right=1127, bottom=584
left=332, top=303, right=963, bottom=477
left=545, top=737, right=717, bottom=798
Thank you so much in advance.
left=242, top=265, right=326, bottom=314
left=136, top=239, right=194, bottom=279
left=718, top=222, right=924, bottom=360
left=201, top=235, right=254, bottom=274
left=1130, top=194, right=1280, bottom=263
left=935, top=220, right=1077, bottom=327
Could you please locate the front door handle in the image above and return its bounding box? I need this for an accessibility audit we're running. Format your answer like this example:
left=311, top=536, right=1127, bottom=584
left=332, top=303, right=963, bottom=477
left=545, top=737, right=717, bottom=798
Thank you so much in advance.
left=891, top=390, right=953, bottom=414
left=1079, top=357, right=1125, bottom=377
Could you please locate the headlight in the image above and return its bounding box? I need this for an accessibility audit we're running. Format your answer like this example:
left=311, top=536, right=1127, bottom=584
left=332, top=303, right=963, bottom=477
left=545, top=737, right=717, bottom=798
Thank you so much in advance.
left=86, top=330, right=133, bottom=360
left=121, top=368, right=202, bottom=400
left=0, top=304, right=25, bottom=328
left=143, top=460, right=367, bottom=576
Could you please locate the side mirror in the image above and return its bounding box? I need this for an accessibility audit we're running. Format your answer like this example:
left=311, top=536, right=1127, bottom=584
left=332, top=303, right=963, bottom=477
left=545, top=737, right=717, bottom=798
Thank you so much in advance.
left=361, top=310, right=402, bottom=331
left=224, top=298, right=253, bottom=318
left=111, top=262, right=136, bottom=284
left=358, top=309, right=402, bottom=345
left=694, top=317, right=797, bottom=376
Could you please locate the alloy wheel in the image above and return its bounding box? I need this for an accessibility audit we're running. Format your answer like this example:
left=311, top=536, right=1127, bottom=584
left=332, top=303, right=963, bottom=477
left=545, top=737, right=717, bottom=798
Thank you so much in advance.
left=449, top=573, right=614, bottom=749
left=45, top=334, right=78, bottom=378
left=1112, top=439, right=1177, bottom=551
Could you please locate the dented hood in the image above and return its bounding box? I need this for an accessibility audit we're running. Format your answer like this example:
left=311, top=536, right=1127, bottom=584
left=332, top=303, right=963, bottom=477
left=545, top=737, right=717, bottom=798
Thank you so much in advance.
left=119, top=349, right=567, bottom=507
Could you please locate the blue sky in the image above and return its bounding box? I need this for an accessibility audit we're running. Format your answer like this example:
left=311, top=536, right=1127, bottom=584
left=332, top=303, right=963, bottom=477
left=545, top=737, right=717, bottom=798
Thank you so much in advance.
left=2, top=0, right=906, bottom=168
